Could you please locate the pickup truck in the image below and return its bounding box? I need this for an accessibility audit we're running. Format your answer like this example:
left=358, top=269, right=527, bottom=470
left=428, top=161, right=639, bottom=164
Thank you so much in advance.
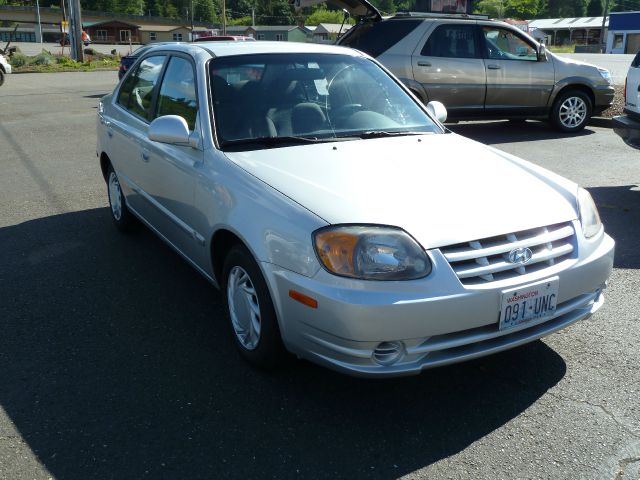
left=613, top=51, right=640, bottom=149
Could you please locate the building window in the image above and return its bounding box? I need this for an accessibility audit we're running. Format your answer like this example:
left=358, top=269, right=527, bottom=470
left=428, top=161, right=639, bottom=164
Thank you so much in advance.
left=173, top=32, right=183, bottom=41
left=257, top=34, right=265, bottom=40
left=120, top=29, right=131, bottom=42
left=96, top=29, right=108, bottom=41
left=149, top=32, right=157, bottom=41
left=614, top=34, right=624, bottom=49
left=275, top=33, right=284, bottom=41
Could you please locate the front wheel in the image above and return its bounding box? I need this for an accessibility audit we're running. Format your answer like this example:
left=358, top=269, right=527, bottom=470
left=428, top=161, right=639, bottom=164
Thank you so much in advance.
left=0, top=70, right=5, bottom=87
left=223, top=245, right=286, bottom=369
left=550, top=90, right=592, bottom=132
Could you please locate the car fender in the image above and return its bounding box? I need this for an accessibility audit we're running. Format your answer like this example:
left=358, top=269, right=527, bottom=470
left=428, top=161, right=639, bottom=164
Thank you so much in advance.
left=397, top=77, right=429, bottom=103
left=548, top=77, right=597, bottom=108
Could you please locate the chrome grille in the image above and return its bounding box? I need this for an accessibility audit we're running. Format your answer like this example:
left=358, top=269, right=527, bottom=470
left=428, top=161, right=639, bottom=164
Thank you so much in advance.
left=440, top=222, right=576, bottom=285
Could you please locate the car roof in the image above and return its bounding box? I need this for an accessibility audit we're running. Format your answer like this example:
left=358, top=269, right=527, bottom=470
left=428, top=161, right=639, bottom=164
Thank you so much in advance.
left=143, top=41, right=365, bottom=58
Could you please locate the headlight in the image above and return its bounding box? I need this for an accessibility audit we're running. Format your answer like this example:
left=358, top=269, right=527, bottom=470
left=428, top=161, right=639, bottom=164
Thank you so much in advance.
left=577, top=188, right=602, bottom=238
left=313, top=225, right=431, bottom=280
left=598, top=68, right=612, bottom=84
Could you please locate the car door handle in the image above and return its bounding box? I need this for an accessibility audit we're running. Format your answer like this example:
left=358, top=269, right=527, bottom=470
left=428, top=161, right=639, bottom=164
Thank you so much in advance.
left=487, top=64, right=502, bottom=70
left=141, top=151, right=150, bottom=162
left=417, top=61, right=432, bottom=67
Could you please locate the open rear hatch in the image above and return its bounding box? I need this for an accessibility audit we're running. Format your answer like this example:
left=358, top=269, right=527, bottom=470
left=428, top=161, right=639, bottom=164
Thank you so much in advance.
left=289, top=0, right=381, bottom=21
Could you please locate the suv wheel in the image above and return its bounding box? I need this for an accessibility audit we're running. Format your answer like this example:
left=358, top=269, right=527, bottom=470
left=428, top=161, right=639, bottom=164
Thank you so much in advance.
left=551, top=90, right=592, bottom=132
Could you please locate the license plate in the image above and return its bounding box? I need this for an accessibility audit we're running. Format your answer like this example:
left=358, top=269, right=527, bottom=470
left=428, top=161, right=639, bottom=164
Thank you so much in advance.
left=499, top=277, right=559, bottom=331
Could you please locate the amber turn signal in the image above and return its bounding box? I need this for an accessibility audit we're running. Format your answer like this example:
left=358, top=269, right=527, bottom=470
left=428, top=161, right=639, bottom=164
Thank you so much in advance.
left=289, top=290, right=318, bottom=309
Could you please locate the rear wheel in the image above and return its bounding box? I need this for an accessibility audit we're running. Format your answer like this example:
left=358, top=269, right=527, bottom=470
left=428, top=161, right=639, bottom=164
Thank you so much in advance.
left=0, top=70, right=5, bottom=87
left=107, top=166, right=136, bottom=232
left=223, top=245, right=286, bottom=369
left=550, top=90, right=592, bottom=132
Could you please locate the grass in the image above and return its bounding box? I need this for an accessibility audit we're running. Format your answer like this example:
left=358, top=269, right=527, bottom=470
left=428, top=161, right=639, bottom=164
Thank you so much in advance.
left=9, top=49, right=119, bottom=73
left=547, top=44, right=577, bottom=53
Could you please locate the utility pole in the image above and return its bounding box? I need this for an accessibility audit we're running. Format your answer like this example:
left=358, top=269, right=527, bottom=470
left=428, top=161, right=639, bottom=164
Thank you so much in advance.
left=190, top=0, right=194, bottom=41
left=69, top=0, right=84, bottom=61
left=599, top=0, right=610, bottom=53
left=35, top=0, right=43, bottom=44
left=222, top=0, right=226, bottom=34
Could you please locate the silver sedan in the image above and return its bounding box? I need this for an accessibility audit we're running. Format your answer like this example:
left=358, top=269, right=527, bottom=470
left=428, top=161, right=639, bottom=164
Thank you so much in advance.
left=97, top=41, right=614, bottom=377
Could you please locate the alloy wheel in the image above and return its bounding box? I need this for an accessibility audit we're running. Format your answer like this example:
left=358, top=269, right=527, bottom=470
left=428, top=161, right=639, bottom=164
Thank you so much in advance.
left=559, top=96, right=587, bottom=129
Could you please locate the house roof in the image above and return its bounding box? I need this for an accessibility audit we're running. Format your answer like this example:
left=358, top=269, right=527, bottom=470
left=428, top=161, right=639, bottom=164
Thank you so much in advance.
left=528, top=16, right=608, bottom=30
left=313, top=23, right=353, bottom=34
left=83, top=20, right=140, bottom=28
left=138, top=25, right=192, bottom=32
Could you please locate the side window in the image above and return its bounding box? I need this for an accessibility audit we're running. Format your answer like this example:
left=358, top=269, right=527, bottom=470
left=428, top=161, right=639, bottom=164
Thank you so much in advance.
left=421, top=24, right=478, bottom=58
left=156, top=56, right=198, bottom=130
left=482, top=27, right=537, bottom=61
left=118, top=55, right=166, bottom=120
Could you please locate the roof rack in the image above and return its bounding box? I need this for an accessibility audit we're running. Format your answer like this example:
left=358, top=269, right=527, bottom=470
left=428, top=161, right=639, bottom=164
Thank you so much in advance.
left=392, top=11, right=490, bottom=20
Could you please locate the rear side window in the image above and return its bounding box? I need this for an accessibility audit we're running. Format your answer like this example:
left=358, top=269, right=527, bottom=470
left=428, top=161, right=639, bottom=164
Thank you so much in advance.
left=421, top=24, right=478, bottom=58
left=117, top=55, right=166, bottom=120
left=340, top=20, right=422, bottom=57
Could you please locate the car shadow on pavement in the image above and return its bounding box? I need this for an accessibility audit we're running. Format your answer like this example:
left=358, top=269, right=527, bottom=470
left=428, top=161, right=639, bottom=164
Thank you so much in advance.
left=589, top=185, right=640, bottom=269
left=448, top=120, right=595, bottom=144
left=0, top=208, right=568, bottom=479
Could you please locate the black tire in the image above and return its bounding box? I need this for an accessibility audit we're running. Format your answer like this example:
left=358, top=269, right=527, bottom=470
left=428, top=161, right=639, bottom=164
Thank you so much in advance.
left=550, top=89, right=592, bottom=132
left=106, top=165, right=137, bottom=232
left=222, top=245, right=286, bottom=369
left=0, top=70, right=5, bottom=87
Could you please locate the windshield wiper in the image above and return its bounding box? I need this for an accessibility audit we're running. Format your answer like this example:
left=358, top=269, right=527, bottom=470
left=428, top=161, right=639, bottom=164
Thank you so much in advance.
left=221, top=136, right=326, bottom=148
left=357, top=131, right=427, bottom=139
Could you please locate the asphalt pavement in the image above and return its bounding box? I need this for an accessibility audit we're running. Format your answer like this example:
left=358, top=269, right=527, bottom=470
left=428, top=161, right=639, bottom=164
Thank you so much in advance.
left=0, top=72, right=639, bottom=480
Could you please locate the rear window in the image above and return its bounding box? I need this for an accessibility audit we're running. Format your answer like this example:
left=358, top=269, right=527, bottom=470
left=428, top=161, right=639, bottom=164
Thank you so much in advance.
left=632, top=52, right=640, bottom=68
left=340, top=19, right=422, bottom=57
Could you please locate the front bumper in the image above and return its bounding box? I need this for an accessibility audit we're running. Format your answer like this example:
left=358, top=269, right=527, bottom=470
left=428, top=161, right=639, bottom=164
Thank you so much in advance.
left=263, top=226, right=615, bottom=377
left=593, top=85, right=615, bottom=110
left=613, top=113, right=640, bottom=149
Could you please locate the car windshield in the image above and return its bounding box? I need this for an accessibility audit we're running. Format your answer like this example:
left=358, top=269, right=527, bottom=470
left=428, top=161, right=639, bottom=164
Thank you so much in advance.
left=209, top=53, right=442, bottom=149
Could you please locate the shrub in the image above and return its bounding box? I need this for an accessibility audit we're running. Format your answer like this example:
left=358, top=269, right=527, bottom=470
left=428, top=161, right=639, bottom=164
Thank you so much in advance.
left=30, top=50, right=55, bottom=66
left=9, top=53, right=27, bottom=68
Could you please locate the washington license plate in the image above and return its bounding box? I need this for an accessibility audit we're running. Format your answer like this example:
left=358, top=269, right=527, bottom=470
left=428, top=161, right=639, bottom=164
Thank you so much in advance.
left=499, top=278, right=559, bottom=331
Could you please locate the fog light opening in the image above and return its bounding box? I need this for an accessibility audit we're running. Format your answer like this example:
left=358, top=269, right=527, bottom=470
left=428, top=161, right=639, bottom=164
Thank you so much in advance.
left=372, top=341, right=405, bottom=366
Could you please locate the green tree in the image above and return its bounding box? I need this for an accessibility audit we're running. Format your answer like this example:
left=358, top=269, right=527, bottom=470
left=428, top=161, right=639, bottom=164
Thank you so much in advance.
left=304, top=6, right=347, bottom=24
left=504, top=0, right=539, bottom=18
left=370, top=0, right=395, bottom=14
left=586, top=0, right=602, bottom=14
left=194, top=0, right=218, bottom=23
left=256, top=0, right=294, bottom=25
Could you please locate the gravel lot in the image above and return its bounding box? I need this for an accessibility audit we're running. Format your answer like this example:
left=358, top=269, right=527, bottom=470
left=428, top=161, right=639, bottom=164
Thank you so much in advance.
left=0, top=72, right=639, bottom=480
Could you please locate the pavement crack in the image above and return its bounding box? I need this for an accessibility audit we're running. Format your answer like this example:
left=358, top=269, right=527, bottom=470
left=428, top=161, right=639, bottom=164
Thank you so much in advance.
left=614, top=456, right=640, bottom=479
left=545, top=391, right=640, bottom=439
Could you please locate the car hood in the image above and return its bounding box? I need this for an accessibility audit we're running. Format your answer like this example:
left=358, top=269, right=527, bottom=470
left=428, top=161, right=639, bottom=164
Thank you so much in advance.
left=224, top=134, right=578, bottom=249
left=290, top=0, right=381, bottom=20
left=550, top=51, right=601, bottom=70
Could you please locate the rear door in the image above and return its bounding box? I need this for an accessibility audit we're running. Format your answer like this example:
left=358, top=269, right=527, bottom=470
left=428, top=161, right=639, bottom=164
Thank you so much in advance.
left=411, top=23, right=486, bottom=116
left=480, top=25, right=555, bottom=116
left=109, top=54, right=167, bottom=217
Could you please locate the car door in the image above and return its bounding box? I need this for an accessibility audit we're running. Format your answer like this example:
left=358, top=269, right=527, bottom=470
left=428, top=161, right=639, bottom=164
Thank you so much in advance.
left=109, top=54, right=167, bottom=217
left=411, top=22, right=486, bottom=116
left=137, top=54, right=207, bottom=267
left=480, top=25, right=555, bottom=115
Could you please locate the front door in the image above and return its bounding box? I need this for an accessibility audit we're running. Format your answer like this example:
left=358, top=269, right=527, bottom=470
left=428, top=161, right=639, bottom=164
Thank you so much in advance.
left=480, top=26, right=555, bottom=116
left=411, top=23, right=486, bottom=117
left=137, top=55, right=207, bottom=267
left=120, top=29, right=131, bottom=43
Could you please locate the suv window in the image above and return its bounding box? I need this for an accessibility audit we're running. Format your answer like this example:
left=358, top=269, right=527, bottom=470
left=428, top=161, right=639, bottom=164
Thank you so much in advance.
left=156, top=56, right=198, bottom=130
left=118, top=55, right=166, bottom=120
left=482, top=27, right=537, bottom=61
left=632, top=52, right=640, bottom=68
left=421, top=24, right=478, bottom=58
left=340, top=19, right=422, bottom=57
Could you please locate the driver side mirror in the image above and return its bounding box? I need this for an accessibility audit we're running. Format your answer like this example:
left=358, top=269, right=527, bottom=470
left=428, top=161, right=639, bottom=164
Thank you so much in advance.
left=537, top=43, right=547, bottom=62
left=148, top=115, right=190, bottom=145
left=426, top=101, right=447, bottom=123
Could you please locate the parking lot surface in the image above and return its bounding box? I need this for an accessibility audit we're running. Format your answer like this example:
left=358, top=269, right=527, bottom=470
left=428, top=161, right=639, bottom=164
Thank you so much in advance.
left=0, top=72, right=639, bottom=480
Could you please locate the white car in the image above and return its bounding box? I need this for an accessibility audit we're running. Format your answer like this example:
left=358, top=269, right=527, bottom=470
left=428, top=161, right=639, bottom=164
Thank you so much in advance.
left=613, top=51, right=640, bottom=148
left=97, top=42, right=614, bottom=377
left=0, top=53, right=11, bottom=86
